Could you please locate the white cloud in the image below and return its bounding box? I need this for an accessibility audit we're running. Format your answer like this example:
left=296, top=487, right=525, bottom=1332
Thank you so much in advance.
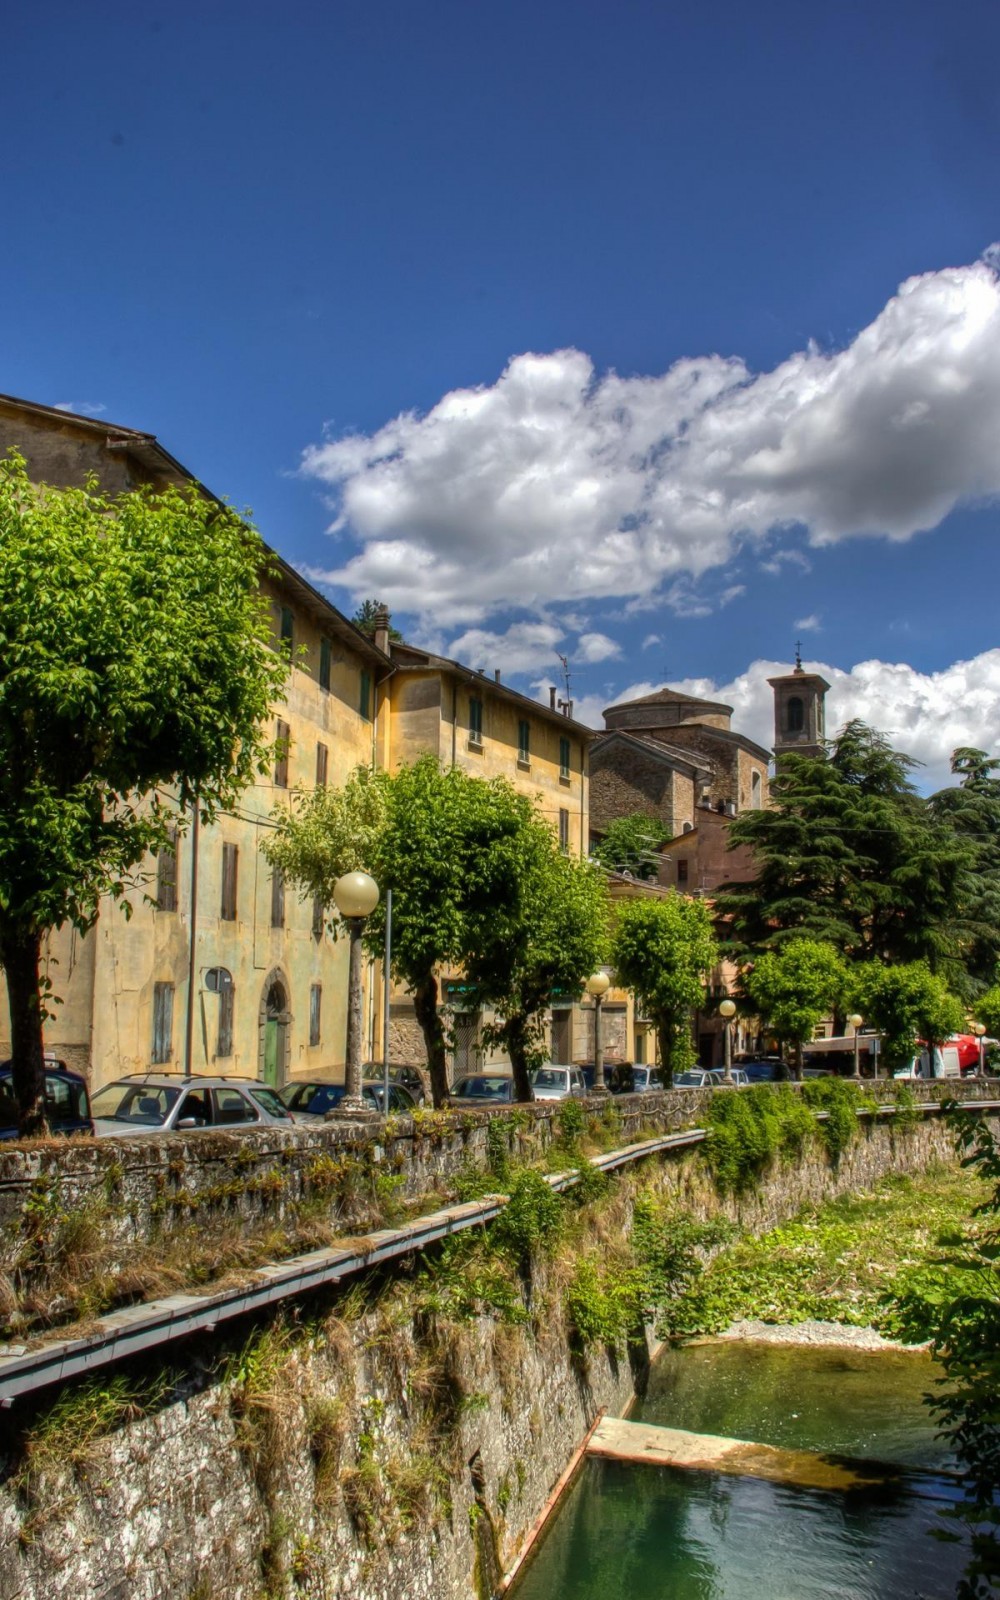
left=577, top=631, right=621, bottom=663
left=302, top=254, right=1000, bottom=623
left=642, top=633, right=661, bottom=650
left=569, top=650, right=1000, bottom=792
left=447, top=621, right=564, bottom=675
left=794, top=614, right=822, bottom=632
left=54, top=400, right=106, bottom=417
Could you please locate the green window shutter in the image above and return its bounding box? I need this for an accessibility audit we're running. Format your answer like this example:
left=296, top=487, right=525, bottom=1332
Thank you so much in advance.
left=360, top=669, right=372, bottom=720
left=319, top=638, right=331, bottom=691
left=518, top=719, right=530, bottom=762
left=560, top=737, right=571, bottom=779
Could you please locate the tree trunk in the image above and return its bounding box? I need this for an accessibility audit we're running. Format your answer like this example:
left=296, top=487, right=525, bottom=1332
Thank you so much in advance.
left=656, top=1013, right=674, bottom=1089
left=0, top=926, right=48, bottom=1136
left=505, top=1016, right=535, bottom=1105
left=412, top=972, right=450, bottom=1108
left=793, top=1038, right=803, bottom=1081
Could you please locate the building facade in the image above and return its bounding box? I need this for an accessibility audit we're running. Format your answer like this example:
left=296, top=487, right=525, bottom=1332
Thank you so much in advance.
left=0, top=394, right=391, bottom=1090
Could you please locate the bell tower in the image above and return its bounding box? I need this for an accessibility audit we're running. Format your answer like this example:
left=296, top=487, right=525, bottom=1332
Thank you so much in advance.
left=768, top=645, right=830, bottom=760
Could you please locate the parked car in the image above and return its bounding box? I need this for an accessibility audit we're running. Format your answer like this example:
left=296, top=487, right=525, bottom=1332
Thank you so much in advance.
left=280, top=1079, right=417, bottom=1118
left=630, top=1066, right=659, bottom=1093
left=449, top=1073, right=516, bottom=1104
left=709, top=1068, right=749, bottom=1087
left=386, top=1066, right=427, bottom=1105
left=738, top=1058, right=792, bottom=1083
left=0, top=1058, right=94, bottom=1140
left=674, top=1070, right=717, bottom=1088
left=579, top=1061, right=635, bottom=1094
left=91, top=1074, right=296, bottom=1136
left=530, top=1065, right=588, bottom=1101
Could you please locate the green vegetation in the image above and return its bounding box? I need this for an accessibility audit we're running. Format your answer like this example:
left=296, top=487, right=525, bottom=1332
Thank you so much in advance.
left=611, top=893, right=718, bottom=1086
left=891, top=1113, right=1000, bottom=1598
left=704, top=1083, right=821, bottom=1193
left=660, top=1165, right=986, bottom=1338
left=743, top=939, right=847, bottom=1074
left=267, top=755, right=608, bottom=1105
left=849, top=959, right=965, bottom=1072
left=0, top=451, right=286, bottom=1133
left=591, top=812, right=668, bottom=879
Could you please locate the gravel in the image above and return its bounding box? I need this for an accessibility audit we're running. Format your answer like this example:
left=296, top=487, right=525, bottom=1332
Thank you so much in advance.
left=715, top=1318, right=930, bottom=1351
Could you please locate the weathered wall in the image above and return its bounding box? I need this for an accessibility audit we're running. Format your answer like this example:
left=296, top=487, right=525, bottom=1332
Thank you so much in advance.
left=0, top=1106, right=982, bottom=1600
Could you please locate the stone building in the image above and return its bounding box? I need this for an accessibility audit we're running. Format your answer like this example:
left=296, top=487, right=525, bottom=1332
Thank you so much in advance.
left=590, top=684, right=771, bottom=893
left=768, top=651, right=831, bottom=761
left=0, top=394, right=391, bottom=1090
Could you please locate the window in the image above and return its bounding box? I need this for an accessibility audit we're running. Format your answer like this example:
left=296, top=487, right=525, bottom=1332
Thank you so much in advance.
left=271, top=867, right=285, bottom=929
left=360, top=669, right=372, bottom=721
left=677, top=859, right=689, bottom=885
left=559, top=736, right=571, bottom=781
left=279, top=606, right=294, bottom=655
left=559, top=808, right=570, bottom=852
left=274, top=720, right=290, bottom=787
left=220, top=843, right=238, bottom=922
left=751, top=770, right=762, bottom=810
left=787, top=696, right=805, bottom=734
left=152, top=982, right=174, bottom=1065
left=316, top=741, right=328, bottom=788
left=319, top=638, right=332, bottom=692
left=156, top=828, right=178, bottom=912
left=217, top=983, right=235, bottom=1058
left=312, top=896, right=325, bottom=938
left=214, top=1085, right=257, bottom=1125
left=309, top=983, right=322, bottom=1047
left=517, top=719, right=530, bottom=763
left=469, top=697, right=483, bottom=746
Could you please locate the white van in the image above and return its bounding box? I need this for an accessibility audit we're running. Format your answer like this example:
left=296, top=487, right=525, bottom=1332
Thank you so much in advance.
left=893, top=1044, right=962, bottom=1080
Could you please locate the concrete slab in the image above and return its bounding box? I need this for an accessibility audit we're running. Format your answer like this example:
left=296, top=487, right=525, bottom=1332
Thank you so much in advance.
left=588, top=1417, right=910, bottom=1493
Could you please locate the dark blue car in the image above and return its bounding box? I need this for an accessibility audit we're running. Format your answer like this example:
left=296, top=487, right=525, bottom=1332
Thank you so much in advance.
left=0, top=1059, right=94, bottom=1139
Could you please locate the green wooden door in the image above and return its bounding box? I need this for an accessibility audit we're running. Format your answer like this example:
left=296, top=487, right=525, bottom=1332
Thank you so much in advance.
left=263, top=1018, right=279, bottom=1087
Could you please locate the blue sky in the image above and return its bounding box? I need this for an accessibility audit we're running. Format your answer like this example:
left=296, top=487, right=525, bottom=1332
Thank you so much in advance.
left=4, top=1, right=1000, bottom=783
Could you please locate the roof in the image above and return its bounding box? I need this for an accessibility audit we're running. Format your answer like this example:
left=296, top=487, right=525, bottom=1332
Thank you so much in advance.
left=0, top=393, right=390, bottom=674
left=603, top=685, right=734, bottom=718
left=590, top=728, right=712, bottom=779
left=390, top=642, right=594, bottom=739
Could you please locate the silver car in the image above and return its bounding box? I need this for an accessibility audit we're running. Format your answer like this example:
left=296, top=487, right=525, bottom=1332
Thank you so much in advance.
left=530, top=1065, right=588, bottom=1101
left=91, top=1074, right=297, bottom=1136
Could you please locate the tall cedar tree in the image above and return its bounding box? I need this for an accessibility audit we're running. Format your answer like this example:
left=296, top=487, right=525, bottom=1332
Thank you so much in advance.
left=719, top=721, right=971, bottom=973
left=611, top=895, right=718, bottom=1086
left=930, top=748, right=1000, bottom=995
left=0, top=454, right=287, bottom=1132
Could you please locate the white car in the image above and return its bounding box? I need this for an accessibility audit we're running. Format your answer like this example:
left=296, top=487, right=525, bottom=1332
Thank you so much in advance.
left=530, top=1065, right=588, bottom=1101
left=92, top=1074, right=297, bottom=1135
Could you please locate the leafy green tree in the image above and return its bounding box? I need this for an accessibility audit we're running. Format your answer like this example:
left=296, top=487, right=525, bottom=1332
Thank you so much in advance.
left=892, top=1112, right=1000, bottom=1596
left=351, top=599, right=403, bottom=642
left=0, top=452, right=286, bottom=1133
left=975, top=985, right=1000, bottom=1043
left=720, top=721, right=971, bottom=977
left=591, top=813, right=667, bottom=880
left=743, top=939, right=848, bottom=1076
left=932, top=748, right=1000, bottom=994
left=849, top=960, right=965, bottom=1073
left=611, top=895, right=718, bottom=1086
left=267, top=757, right=581, bottom=1106
left=469, top=835, right=609, bottom=1101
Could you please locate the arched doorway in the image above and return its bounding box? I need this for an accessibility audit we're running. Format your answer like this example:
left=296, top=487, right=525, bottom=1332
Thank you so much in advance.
left=258, top=969, right=291, bottom=1087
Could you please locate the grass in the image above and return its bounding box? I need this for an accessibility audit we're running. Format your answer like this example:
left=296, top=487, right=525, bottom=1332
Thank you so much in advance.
left=661, top=1162, right=989, bottom=1338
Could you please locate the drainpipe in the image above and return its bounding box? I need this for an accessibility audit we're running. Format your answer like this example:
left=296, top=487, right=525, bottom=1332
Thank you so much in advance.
left=183, top=793, right=200, bottom=1076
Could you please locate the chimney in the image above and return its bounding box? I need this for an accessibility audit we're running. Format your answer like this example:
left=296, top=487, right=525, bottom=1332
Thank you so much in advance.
left=494, top=669, right=501, bottom=684
left=373, top=604, right=391, bottom=656
left=549, top=686, right=557, bottom=710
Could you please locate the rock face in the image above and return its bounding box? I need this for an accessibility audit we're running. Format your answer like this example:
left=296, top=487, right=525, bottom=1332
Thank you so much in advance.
left=0, top=1112, right=983, bottom=1600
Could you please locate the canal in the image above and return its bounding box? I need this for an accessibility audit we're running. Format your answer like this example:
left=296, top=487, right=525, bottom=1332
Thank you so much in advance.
left=510, top=1341, right=967, bottom=1599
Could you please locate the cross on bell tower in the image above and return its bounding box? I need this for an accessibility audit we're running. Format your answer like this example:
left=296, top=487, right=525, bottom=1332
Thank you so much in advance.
left=768, top=650, right=830, bottom=761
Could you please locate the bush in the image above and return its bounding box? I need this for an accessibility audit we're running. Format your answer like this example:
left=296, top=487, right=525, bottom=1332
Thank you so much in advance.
left=704, top=1085, right=815, bottom=1194
left=800, top=1077, right=870, bottom=1161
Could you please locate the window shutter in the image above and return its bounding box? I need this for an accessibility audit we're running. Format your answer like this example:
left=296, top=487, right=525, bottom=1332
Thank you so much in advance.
left=316, top=742, right=328, bottom=788
left=271, top=867, right=285, bottom=929
left=309, top=984, right=322, bottom=1047
left=156, top=828, right=179, bottom=912
left=319, top=638, right=331, bottom=691
left=559, top=808, right=570, bottom=852
left=221, top=843, right=238, bottom=921
left=152, top=982, right=175, bottom=1064
left=274, top=720, right=290, bottom=788
left=360, top=670, right=372, bottom=721
left=217, top=983, right=234, bottom=1057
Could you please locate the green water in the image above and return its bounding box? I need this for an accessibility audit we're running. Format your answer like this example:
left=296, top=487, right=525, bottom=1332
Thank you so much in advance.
left=512, top=1342, right=967, bottom=1600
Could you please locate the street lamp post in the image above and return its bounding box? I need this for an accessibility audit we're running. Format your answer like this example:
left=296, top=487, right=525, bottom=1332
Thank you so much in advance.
left=848, top=1013, right=864, bottom=1080
left=719, top=999, right=736, bottom=1083
left=586, top=972, right=611, bottom=1094
left=333, top=871, right=380, bottom=1116
left=974, top=1022, right=986, bottom=1078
